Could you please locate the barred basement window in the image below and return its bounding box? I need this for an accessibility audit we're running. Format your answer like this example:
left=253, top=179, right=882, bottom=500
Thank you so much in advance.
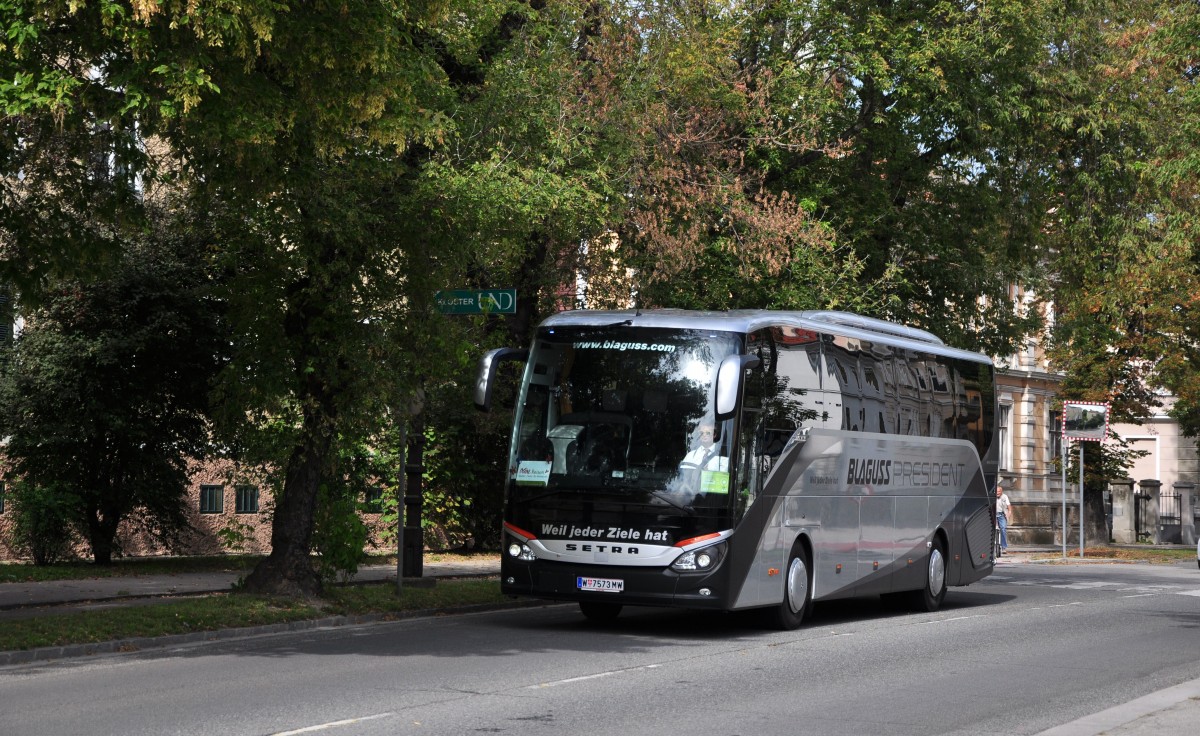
left=235, top=485, right=260, bottom=514
left=200, top=484, right=224, bottom=514
left=363, top=486, right=384, bottom=514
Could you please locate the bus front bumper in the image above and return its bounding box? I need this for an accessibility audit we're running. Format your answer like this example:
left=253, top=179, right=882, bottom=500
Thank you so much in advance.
left=500, top=557, right=730, bottom=610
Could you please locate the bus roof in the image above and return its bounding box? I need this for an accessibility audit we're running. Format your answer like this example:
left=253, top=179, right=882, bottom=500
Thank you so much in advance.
left=537, top=309, right=992, bottom=365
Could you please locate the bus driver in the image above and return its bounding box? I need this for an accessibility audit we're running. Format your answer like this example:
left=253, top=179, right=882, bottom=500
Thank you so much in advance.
left=679, top=421, right=730, bottom=473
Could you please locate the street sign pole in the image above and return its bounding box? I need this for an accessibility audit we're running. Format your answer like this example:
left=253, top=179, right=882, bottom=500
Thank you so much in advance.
left=1062, top=401, right=1111, bottom=560
left=396, top=419, right=407, bottom=596
left=1079, top=442, right=1085, bottom=558
left=1062, top=437, right=1068, bottom=559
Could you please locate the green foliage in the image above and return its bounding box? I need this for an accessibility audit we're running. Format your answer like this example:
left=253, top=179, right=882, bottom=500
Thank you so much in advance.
left=739, top=0, right=1052, bottom=353
left=0, top=211, right=224, bottom=564
left=1039, top=0, right=1200, bottom=439
left=420, top=411, right=507, bottom=551
left=3, top=479, right=79, bottom=566
left=6, top=0, right=1200, bottom=593
left=216, top=519, right=257, bottom=555
left=310, top=482, right=371, bottom=583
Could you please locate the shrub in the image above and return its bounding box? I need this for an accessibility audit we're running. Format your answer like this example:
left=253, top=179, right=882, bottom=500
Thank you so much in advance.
left=5, top=479, right=79, bottom=565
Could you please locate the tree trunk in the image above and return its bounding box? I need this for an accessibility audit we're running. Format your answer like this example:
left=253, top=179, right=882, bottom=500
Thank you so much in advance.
left=85, top=502, right=119, bottom=565
left=241, top=413, right=334, bottom=598
left=242, top=233, right=346, bottom=597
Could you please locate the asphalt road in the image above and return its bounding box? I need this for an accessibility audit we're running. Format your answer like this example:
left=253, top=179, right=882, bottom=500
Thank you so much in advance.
left=2, top=560, right=1198, bottom=736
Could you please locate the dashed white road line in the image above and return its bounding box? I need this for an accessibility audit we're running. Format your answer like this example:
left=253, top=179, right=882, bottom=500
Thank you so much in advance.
left=530, top=663, right=663, bottom=689
left=271, top=713, right=394, bottom=735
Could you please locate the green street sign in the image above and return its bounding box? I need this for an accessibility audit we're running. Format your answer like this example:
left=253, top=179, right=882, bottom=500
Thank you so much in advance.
left=435, top=289, right=517, bottom=315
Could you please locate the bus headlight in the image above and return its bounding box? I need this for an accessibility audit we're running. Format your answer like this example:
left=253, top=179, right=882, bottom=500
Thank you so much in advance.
left=507, top=542, right=536, bottom=562
left=671, top=543, right=725, bottom=572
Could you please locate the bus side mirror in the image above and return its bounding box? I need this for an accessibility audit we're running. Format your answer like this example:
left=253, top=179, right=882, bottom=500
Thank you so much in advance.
left=474, top=348, right=529, bottom=411
left=714, top=354, right=760, bottom=421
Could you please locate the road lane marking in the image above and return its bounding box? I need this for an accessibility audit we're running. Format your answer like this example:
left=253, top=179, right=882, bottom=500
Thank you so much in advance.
left=921, top=615, right=984, bottom=624
left=1179, top=589, right=1200, bottom=597
left=530, top=664, right=662, bottom=689
left=271, top=713, right=394, bottom=735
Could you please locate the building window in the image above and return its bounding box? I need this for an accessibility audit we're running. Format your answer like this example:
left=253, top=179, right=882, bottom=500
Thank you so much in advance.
left=0, top=481, right=5, bottom=514
left=1049, top=409, right=1063, bottom=465
left=200, top=484, right=224, bottom=514
left=363, top=486, right=385, bottom=514
left=998, top=404, right=1013, bottom=470
left=235, top=485, right=259, bottom=514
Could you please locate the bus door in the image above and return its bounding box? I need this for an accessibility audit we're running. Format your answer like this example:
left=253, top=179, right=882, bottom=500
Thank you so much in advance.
left=811, top=335, right=860, bottom=597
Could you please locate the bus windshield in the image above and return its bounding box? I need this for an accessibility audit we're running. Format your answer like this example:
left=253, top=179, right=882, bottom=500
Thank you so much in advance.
left=507, top=326, right=742, bottom=522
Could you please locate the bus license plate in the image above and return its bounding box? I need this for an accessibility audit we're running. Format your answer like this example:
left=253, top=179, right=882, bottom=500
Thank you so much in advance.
left=577, top=576, right=624, bottom=593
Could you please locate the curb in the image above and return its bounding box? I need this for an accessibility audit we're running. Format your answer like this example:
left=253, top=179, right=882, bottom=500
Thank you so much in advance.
left=1033, top=676, right=1200, bottom=736
left=0, top=597, right=550, bottom=668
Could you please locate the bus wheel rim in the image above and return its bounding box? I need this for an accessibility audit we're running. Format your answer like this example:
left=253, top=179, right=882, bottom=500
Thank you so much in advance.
left=928, top=547, right=945, bottom=594
left=787, top=556, right=808, bottom=613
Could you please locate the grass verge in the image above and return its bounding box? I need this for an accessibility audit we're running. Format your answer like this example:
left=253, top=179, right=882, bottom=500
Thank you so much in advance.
left=0, top=578, right=510, bottom=652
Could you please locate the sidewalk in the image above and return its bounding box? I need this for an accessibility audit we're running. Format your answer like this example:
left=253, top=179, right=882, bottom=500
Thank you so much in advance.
left=0, top=556, right=506, bottom=667
left=0, top=557, right=501, bottom=618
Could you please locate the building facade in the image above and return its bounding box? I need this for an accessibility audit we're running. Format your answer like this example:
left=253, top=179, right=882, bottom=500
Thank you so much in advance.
left=995, top=317, right=1200, bottom=546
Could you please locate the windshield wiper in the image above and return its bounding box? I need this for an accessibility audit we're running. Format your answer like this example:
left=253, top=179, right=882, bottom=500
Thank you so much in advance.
left=510, top=487, right=577, bottom=504
left=649, top=490, right=695, bottom=515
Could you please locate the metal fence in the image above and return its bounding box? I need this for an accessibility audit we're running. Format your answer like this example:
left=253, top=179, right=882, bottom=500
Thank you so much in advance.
left=1159, top=487, right=1182, bottom=544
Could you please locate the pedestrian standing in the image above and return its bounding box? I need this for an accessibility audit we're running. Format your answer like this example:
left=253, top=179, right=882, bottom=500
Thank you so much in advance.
left=995, top=484, right=1012, bottom=556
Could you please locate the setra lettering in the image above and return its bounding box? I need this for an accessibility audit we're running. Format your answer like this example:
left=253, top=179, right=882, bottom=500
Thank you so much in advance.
left=565, top=543, right=639, bottom=555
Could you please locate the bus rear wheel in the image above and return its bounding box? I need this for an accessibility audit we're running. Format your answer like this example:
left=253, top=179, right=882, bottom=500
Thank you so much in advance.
left=909, top=538, right=947, bottom=612
left=579, top=601, right=623, bottom=622
left=767, top=544, right=811, bottom=630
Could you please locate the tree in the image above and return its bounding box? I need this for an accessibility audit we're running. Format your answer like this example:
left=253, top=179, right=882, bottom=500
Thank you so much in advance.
left=1138, top=4, right=1200, bottom=437
left=460, top=1, right=1054, bottom=352
left=741, top=0, right=1056, bottom=354
left=1033, top=0, right=1200, bottom=539
left=2, top=1, right=535, bottom=592
left=0, top=210, right=223, bottom=563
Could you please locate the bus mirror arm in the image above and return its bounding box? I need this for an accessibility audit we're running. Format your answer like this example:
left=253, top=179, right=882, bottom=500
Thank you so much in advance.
left=474, top=348, right=529, bottom=411
left=714, top=354, right=761, bottom=421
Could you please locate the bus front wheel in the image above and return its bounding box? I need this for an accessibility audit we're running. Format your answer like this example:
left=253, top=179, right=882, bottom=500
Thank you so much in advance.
left=579, top=601, right=623, bottom=622
left=910, top=538, right=947, bottom=612
left=768, top=544, right=811, bottom=630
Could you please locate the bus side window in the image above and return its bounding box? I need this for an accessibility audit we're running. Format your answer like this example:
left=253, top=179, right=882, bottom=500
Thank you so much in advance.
left=736, top=408, right=763, bottom=521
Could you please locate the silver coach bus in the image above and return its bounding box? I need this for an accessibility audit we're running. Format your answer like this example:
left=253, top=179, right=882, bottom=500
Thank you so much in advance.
left=475, top=309, right=998, bottom=628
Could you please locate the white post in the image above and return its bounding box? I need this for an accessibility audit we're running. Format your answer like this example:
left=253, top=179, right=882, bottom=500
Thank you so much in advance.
left=1079, top=443, right=1085, bottom=558
left=1062, top=438, right=1068, bottom=559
